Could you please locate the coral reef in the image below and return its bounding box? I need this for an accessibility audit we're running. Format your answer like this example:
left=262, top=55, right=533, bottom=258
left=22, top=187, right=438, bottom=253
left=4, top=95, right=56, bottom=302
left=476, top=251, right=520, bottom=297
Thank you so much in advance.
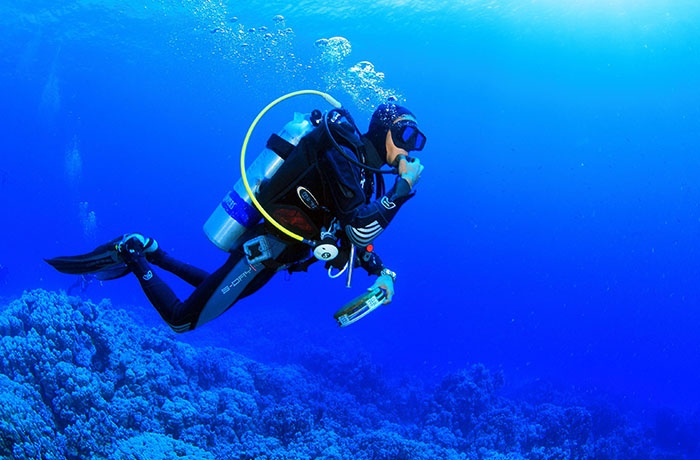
left=0, top=290, right=692, bottom=459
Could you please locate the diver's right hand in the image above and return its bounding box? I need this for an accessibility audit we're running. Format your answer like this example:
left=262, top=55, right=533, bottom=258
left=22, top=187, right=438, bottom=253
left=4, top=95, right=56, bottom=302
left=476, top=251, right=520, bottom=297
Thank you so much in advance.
left=399, top=156, right=424, bottom=189
left=369, top=274, right=394, bottom=304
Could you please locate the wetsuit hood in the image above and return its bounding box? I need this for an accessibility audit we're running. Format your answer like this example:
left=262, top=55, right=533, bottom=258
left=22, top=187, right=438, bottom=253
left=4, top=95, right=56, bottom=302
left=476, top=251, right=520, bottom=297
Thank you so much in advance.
left=363, top=102, right=416, bottom=164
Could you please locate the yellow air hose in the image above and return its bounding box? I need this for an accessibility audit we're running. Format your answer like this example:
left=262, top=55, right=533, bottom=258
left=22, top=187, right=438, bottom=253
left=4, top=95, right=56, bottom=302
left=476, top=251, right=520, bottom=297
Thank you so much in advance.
left=239, top=90, right=342, bottom=245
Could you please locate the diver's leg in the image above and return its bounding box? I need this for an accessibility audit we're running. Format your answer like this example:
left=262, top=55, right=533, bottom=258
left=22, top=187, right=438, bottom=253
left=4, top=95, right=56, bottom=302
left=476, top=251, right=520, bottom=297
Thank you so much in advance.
left=144, top=225, right=263, bottom=287
left=146, top=249, right=209, bottom=287
left=123, top=255, right=193, bottom=331
left=184, top=250, right=277, bottom=329
left=188, top=235, right=293, bottom=329
left=121, top=231, right=289, bottom=332
left=124, top=251, right=263, bottom=332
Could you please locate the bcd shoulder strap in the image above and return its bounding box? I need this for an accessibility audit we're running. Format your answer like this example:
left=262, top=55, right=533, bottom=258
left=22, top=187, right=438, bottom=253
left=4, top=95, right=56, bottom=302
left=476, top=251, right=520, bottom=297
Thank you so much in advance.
left=257, top=111, right=364, bottom=206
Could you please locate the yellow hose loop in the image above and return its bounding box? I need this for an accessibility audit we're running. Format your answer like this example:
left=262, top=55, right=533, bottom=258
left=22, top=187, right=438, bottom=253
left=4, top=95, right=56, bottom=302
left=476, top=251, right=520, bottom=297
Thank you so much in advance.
left=240, top=90, right=341, bottom=244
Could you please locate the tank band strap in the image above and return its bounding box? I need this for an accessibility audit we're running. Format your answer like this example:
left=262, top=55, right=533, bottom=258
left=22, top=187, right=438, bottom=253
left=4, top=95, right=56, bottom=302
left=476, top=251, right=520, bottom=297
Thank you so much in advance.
left=266, top=133, right=295, bottom=160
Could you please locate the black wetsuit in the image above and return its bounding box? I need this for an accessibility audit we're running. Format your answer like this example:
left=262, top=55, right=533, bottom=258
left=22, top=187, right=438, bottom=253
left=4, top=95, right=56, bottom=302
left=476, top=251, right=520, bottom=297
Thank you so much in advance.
left=126, top=135, right=415, bottom=332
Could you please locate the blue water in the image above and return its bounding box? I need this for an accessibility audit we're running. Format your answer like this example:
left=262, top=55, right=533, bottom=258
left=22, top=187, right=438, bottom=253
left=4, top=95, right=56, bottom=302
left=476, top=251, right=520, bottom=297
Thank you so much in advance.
left=1, top=0, right=700, bottom=457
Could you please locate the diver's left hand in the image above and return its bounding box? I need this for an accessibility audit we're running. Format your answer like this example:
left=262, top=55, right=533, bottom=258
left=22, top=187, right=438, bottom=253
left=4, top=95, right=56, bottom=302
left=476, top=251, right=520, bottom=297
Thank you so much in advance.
left=369, top=274, right=394, bottom=304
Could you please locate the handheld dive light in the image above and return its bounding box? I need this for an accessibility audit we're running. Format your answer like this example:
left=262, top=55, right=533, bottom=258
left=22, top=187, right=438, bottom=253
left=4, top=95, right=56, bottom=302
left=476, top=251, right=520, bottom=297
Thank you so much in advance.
left=333, top=287, right=386, bottom=327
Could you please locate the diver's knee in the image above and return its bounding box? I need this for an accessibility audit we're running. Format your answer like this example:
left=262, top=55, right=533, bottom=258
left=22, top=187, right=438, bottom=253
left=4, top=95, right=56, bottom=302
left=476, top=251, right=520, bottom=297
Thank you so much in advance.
left=166, top=321, right=193, bottom=334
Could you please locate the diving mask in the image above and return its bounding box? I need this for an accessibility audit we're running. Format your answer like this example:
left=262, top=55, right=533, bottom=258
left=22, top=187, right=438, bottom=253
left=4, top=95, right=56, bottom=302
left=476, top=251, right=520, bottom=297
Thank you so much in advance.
left=390, top=120, right=426, bottom=152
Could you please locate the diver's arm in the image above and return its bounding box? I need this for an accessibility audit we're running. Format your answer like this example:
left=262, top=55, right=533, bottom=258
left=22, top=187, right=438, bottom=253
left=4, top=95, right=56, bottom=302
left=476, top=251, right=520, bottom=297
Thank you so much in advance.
left=343, top=175, right=415, bottom=247
left=357, top=246, right=383, bottom=276
left=357, top=247, right=395, bottom=303
left=320, top=146, right=416, bottom=247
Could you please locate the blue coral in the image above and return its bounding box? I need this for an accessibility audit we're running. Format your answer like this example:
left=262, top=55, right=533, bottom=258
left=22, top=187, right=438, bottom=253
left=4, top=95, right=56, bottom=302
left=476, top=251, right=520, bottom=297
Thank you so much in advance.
left=0, top=290, right=689, bottom=459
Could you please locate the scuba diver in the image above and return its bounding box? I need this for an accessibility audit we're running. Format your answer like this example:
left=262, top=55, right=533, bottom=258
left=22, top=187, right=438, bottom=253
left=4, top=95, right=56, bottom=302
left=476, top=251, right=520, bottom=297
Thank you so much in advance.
left=47, top=95, right=426, bottom=331
left=67, top=274, right=101, bottom=296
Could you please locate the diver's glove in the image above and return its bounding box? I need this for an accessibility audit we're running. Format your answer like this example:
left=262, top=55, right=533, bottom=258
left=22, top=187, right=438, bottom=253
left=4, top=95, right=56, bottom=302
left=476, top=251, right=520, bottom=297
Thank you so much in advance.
left=369, top=269, right=396, bottom=304
left=398, top=156, right=424, bottom=189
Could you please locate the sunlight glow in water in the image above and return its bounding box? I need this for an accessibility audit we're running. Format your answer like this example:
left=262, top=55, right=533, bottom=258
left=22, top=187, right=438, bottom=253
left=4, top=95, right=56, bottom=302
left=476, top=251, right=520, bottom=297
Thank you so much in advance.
left=508, top=0, right=696, bottom=24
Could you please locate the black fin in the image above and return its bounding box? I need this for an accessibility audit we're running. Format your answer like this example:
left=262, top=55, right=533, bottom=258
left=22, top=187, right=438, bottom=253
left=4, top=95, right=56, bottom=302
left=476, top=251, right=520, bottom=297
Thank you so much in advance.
left=45, top=236, right=128, bottom=279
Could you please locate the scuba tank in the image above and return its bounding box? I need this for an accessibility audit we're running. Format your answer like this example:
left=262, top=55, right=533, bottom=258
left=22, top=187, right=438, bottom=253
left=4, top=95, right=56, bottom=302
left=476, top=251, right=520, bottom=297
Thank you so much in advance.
left=203, top=112, right=315, bottom=251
